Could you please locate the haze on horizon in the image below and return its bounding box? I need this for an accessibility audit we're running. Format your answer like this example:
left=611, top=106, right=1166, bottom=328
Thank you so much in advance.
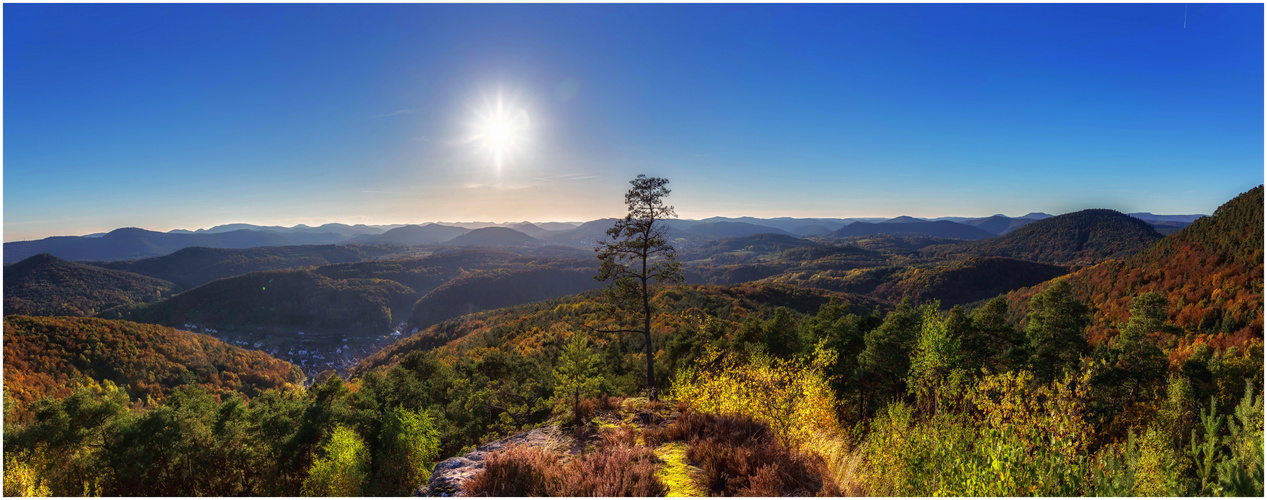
left=3, top=3, right=1263, bottom=243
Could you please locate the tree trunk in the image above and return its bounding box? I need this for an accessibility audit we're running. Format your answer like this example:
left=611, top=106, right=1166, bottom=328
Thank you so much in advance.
left=643, top=264, right=656, bottom=401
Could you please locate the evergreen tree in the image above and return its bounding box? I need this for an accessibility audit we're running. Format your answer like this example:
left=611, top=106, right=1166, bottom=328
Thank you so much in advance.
left=1025, top=279, right=1089, bottom=381
left=553, top=335, right=602, bottom=423
left=595, top=175, right=683, bottom=400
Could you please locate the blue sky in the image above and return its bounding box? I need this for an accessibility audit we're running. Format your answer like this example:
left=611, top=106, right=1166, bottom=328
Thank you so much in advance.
left=3, top=3, right=1262, bottom=241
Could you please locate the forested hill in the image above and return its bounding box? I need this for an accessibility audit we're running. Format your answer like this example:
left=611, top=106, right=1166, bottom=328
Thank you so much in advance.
left=1008, top=185, right=1264, bottom=345
left=930, top=209, right=1164, bottom=266
left=96, top=244, right=406, bottom=290
left=114, top=249, right=597, bottom=335
left=406, top=267, right=602, bottom=331
left=3, top=316, right=303, bottom=415
left=830, top=220, right=994, bottom=240
left=353, top=283, right=887, bottom=377
left=4, top=253, right=176, bottom=317
left=119, top=268, right=417, bottom=333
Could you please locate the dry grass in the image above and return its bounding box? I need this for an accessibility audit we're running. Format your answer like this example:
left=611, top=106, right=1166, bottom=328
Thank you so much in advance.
left=558, top=445, right=666, bottom=496
left=600, top=424, right=639, bottom=448
left=645, top=411, right=842, bottom=496
left=463, top=441, right=666, bottom=497
left=462, top=446, right=560, bottom=497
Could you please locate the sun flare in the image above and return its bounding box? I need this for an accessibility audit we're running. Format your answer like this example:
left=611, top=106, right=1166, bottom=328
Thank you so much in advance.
left=472, top=90, right=531, bottom=171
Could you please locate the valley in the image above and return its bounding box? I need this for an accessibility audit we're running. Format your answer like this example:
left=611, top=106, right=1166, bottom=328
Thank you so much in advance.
left=3, top=188, right=1261, bottom=497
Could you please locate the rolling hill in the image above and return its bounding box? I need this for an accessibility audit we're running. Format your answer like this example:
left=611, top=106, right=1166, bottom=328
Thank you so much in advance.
left=762, top=256, right=1067, bottom=307
left=685, top=233, right=818, bottom=261
left=1007, top=186, right=1264, bottom=345
left=3, top=315, right=303, bottom=412
left=121, top=269, right=417, bottom=333
left=931, top=209, right=1164, bottom=267
left=349, top=223, right=469, bottom=245
left=830, top=220, right=994, bottom=240
left=446, top=227, right=540, bottom=247
left=3, top=227, right=347, bottom=263
left=96, top=244, right=404, bottom=289
left=4, top=254, right=177, bottom=317
left=679, top=221, right=795, bottom=238
left=406, top=267, right=602, bottom=331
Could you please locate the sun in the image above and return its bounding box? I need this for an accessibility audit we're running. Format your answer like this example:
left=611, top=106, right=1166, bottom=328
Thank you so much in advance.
left=471, top=90, right=531, bottom=171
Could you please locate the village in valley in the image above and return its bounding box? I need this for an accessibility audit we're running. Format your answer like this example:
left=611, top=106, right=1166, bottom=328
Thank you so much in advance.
left=181, top=322, right=414, bottom=382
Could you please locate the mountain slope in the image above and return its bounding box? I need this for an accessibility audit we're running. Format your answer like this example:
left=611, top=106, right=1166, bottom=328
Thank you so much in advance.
left=1007, top=186, right=1263, bottom=344
left=97, top=244, right=401, bottom=289
left=4, top=254, right=176, bottom=316
left=406, top=267, right=602, bottom=331
left=122, top=269, right=417, bottom=333
left=830, top=220, right=994, bottom=240
left=3, top=315, right=303, bottom=410
left=932, top=209, right=1164, bottom=267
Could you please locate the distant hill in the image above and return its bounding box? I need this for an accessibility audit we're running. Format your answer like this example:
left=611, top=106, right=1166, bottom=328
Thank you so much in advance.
left=830, top=220, right=994, bottom=240
left=4, top=254, right=177, bottom=317
left=1007, top=186, right=1263, bottom=345
left=680, top=221, right=795, bottom=238
left=3, top=227, right=347, bottom=262
left=3, top=315, right=303, bottom=412
left=170, top=222, right=388, bottom=238
left=962, top=215, right=1039, bottom=235
left=114, top=249, right=594, bottom=334
left=121, top=269, right=417, bottom=333
left=446, top=227, right=540, bottom=247
left=350, top=223, right=469, bottom=246
left=687, top=233, right=818, bottom=261
left=406, top=267, right=601, bottom=331
left=508, top=222, right=558, bottom=239
left=932, top=209, right=1164, bottom=267
left=542, top=218, right=622, bottom=246
left=97, top=244, right=402, bottom=289
left=535, top=222, right=580, bottom=232
left=762, top=256, right=1066, bottom=307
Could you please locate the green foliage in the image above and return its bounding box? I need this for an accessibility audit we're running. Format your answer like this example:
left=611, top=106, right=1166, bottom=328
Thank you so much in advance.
left=1024, top=279, right=1089, bottom=381
left=553, top=335, right=603, bottom=424
left=301, top=425, right=371, bottom=496
left=373, top=407, right=441, bottom=495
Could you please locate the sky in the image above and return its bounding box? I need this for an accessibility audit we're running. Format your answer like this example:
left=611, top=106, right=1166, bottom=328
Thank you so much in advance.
left=3, top=3, right=1263, bottom=241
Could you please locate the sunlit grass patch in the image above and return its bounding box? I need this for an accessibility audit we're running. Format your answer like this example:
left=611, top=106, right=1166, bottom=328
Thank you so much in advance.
left=655, top=442, right=704, bottom=497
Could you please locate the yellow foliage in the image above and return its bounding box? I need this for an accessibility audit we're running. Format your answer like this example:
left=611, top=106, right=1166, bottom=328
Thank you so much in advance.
left=668, top=343, right=840, bottom=446
left=3, top=452, right=52, bottom=497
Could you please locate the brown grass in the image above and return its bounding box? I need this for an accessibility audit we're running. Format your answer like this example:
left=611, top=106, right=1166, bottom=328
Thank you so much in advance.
left=643, top=411, right=842, bottom=496
left=600, top=424, right=639, bottom=448
left=463, top=442, right=666, bottom=497
left=462, top=446, right=560, bottom=496
left=558, top=445, right=666, bottom=496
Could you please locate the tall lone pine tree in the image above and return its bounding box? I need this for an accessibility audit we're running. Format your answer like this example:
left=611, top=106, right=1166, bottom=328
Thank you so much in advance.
left=596, top=175, right=683, bottom=401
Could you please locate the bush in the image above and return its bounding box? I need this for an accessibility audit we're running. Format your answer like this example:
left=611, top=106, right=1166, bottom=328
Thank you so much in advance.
left=558, top=445, right=666, bottom=496
left=648, top=411, right=840, bottom=496
left=669, top=344, right=839, bottom=446
left=301, top=425, right=370, bottom=496
left=464, top=443, right=667, bottom=497
left=463, top=446, right=560, bottom=497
